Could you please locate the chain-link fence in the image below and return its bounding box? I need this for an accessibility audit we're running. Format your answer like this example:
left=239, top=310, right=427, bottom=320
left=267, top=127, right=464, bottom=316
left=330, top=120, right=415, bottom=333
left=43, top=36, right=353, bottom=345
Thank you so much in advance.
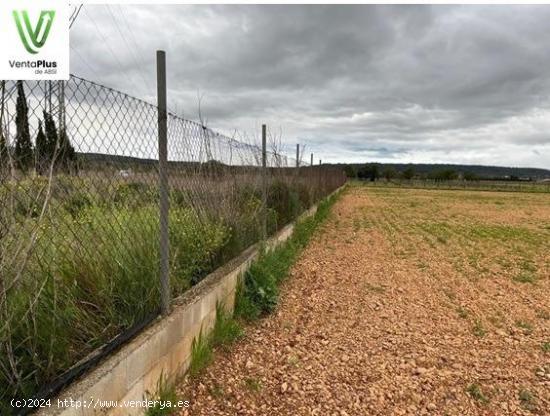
left=0, top=76, right=346, bottom=412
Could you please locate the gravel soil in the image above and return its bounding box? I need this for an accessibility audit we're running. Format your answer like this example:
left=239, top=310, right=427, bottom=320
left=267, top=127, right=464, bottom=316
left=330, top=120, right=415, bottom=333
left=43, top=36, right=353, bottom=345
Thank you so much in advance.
left=177, top=185, right=550, bottom=415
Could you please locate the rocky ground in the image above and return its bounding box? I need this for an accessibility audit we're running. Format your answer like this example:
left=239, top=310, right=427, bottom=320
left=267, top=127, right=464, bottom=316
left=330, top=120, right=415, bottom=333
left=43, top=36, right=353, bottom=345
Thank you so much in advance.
left=177, top=185, right=550, bottom=415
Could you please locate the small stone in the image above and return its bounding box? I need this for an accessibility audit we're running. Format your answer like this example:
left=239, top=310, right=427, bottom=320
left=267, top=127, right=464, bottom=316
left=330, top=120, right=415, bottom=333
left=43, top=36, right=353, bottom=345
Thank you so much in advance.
left=281, top=382, right=288, bottom=393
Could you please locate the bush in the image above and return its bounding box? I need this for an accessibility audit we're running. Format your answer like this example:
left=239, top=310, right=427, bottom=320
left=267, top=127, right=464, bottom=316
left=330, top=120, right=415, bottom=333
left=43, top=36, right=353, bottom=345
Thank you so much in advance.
left=267, top=180, right=301, bottom=228
left=112, top=181, right=158, bottom=207
left=0, top=205, right=228, bottom=410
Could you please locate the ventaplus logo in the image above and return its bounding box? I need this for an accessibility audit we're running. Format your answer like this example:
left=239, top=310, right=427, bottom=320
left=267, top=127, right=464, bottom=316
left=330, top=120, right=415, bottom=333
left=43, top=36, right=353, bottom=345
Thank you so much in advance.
left=0, top=1, right=68, bottom=80
left=13, top=10, right=56, bottom=54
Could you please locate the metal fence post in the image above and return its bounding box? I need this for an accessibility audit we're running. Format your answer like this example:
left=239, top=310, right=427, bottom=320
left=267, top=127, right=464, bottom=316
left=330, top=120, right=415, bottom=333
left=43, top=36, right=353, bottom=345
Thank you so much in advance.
left=261, top=124, right=267, bottom=241
left=296, top=144, right=300, bottom=168
left=310, top=152, right=313, bottom=167
left=157, top=50, right=170, bottom=316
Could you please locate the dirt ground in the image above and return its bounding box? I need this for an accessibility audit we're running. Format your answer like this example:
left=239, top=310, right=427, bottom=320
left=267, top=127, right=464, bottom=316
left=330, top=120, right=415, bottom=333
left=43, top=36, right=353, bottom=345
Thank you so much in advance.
left=177, top=185, right=550, bottom=415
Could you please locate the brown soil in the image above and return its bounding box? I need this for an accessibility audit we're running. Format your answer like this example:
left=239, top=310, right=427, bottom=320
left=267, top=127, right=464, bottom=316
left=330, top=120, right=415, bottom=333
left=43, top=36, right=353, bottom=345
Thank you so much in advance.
left=177, top=185, right=550, bottom=415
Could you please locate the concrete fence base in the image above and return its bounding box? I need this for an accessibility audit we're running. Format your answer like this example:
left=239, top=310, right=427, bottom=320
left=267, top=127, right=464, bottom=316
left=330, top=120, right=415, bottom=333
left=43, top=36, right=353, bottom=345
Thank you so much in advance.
left=37, top=198, right=327, bottom=416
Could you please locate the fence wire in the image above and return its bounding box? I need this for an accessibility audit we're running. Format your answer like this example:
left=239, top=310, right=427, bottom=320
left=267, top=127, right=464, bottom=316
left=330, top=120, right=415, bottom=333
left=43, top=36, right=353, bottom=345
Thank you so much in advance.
left=0, top=77, right=346, bottom=413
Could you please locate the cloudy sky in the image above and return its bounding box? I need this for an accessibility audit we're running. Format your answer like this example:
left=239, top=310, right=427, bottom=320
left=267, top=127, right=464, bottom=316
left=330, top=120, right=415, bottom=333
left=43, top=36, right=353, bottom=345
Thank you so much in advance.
left=70, top=5, right=550, bottom=168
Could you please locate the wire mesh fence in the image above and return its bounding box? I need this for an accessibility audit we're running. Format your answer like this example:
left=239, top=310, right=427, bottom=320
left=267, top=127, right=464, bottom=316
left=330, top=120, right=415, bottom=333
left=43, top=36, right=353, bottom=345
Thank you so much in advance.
left=0, top=76, right=346, bottom=412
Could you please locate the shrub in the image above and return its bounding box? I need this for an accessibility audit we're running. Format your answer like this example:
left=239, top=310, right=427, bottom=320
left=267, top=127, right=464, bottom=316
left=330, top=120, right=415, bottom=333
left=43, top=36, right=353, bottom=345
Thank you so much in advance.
left=113, top=181, right=158, bottom=207
left=267, top=180, right=301, bottom=228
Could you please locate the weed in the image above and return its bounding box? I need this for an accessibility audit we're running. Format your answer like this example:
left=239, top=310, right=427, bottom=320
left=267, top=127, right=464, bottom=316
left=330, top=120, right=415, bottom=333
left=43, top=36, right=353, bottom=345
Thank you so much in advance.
left=244, top=377, right=262, bottom=392
left=516, top=320, right=534, bottom=335
left=541, top=342, right=550, bottom=353
left=211, top=304, right=243, bottom=350
left=457, top=307, right=468, bottom=319
left=513, top=271, right=537, bottom=284
left=518, top=389, right=536, bottom=411
left=466, top=383, right=489, bottom=404
left=144, top=373, right=179, bottom=416
left=188, top=330, right=213, bottom=378
left=472, top=319, right=487, bottom=337
left=235, top=190, right=341, bottom=322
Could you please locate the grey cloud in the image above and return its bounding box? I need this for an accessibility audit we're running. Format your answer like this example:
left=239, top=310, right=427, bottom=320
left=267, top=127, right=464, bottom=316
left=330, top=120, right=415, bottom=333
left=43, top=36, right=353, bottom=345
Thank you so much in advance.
left=70, top=5, right=550, bottom=168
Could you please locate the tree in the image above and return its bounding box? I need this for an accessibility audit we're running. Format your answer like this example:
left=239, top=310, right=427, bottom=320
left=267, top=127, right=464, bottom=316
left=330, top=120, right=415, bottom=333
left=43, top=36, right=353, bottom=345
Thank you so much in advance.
left=343, top=164, right=357, bottom=178
left=402, top=166, right=415, bottom=180
left=428, top=169, right=458, bottom=181
left=58, top=128, right=77, bottom=173
left=40, top=111, right=78, bottom=174
left=463, top=171, right=478, bottom=181
left=358, top=163, right=379, bottom=182
left=35, top=121, right=47, bottom=174
left=0, top=132, right=8, bottom=166
left=383, top=166, right=397, bottom=181
left=43, top=110, right=58, bottom=164
left=14, top=81, right=33, bottom=172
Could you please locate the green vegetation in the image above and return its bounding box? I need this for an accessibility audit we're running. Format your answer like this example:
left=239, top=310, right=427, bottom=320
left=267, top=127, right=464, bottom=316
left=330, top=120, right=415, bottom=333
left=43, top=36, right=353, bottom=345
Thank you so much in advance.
left=188, top=330, right=213, bottom=378
left=457, top=307, right=469, bottom=319
left=244, top=377, right=262, bottom=392
left=472, top=319, right=487, bottom=337
left=542, top=342, right=550, bottom=353
left=466, top=383, right=489, bottom=404
left=210, top=304, right=244, bottom=350
left=235, top=189, right=341, bottom=321
left=516, top=321, right=534, bottom=335
left=513, top=271, right=538, bottom=284
left=518, top=389, right=536, bottom=411
left=144, top=374, right=180, bottom=416
left=0, top=171, right=344, bottom=412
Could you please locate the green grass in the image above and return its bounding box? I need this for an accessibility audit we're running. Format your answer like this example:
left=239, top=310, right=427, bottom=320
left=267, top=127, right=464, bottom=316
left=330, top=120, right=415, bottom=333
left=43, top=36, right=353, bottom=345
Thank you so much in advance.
left=541, top=342, right=550, bottom=353
left=210, top=304, right=244, bottom=350
left=244, top=377, right=262, bottom=392
left=518, top=389, right=536, bottom=411
left=188, top=330, right=213, bottom=378
left=513, top=271, right=537, bottom=284
left=472, top=319, right=487, bottom=337
left=466, top=383, right=489, bottom=404
left=457, top=307, right=469, bottom=319
left=235, top=189, right=342, bottom=321
left=516, top=320, right=534, bottom=335
left=144, top=373, right=180, bottom=416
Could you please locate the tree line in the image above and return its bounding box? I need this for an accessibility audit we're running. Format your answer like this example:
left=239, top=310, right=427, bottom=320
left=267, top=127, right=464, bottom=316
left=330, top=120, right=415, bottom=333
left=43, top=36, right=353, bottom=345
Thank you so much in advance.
left=0, top=81, right=77, bottom=175
left=344, top=163, right=482, bottom=182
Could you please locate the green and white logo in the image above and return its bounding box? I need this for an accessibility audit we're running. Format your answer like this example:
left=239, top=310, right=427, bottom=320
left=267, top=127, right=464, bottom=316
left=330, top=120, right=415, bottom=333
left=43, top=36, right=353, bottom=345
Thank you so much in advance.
left=13, top=10, right=56, bottom=54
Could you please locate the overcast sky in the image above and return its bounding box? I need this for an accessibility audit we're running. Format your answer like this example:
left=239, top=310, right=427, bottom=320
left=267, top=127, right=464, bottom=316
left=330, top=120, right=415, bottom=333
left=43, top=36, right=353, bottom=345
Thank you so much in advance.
left=70, top=5, right=550, bottom=168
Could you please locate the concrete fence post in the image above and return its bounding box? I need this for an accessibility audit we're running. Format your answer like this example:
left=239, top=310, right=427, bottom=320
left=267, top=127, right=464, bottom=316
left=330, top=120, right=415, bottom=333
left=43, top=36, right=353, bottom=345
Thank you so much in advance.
left=310, top=152, right=313, bottom=167
left=157, top=50, right=170, bottom=316
left=261, top=124, right=267, bottom=241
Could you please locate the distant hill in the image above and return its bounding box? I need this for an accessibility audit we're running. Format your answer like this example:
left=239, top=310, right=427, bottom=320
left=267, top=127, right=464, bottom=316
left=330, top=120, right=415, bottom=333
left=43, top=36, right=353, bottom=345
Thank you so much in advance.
left=330, top=162, right=550, bottom=180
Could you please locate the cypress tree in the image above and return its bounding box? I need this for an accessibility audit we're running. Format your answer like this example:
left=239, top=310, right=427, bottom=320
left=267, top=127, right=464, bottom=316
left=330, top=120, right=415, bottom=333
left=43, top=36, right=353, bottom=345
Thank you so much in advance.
left=35, top=121, right=47, bottom=174
left=14, top=81, right=33, bottom=172
left=43, top=110, right=58, bottom=161
left=0, top=132, right=8, bottom=176
left=58, top=128, right=76, bottom=173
